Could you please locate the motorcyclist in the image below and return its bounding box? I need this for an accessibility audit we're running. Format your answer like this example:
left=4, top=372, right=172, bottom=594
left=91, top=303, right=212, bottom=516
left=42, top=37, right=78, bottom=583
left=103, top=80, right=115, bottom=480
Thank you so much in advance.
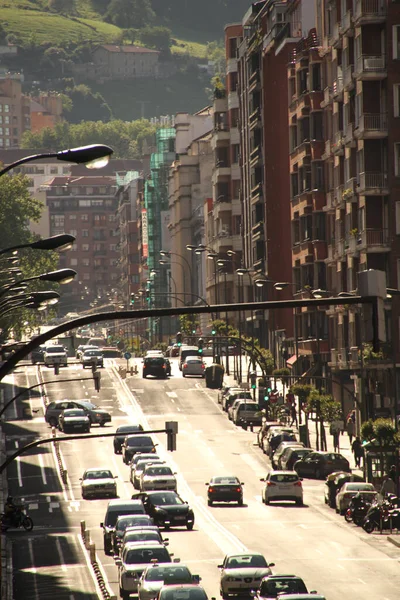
left=3, top=496, right=18, bottom=525
left=350, top=492, right=364, bottom=510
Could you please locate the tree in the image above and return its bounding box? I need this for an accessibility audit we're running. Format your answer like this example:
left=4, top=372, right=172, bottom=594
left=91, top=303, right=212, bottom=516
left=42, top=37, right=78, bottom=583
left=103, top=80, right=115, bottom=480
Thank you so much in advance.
left=306, top=389, right=342, bottom=451
left=138, top=26, right=172, bottom=58
left=64, top=84, right=112, bottom=123
left=106, top=0, right=155, bottom=29
left=48, top=0, right=76, bottom=14
left=179, top=314, right=199, bottom=336
left=361, top=418, right=399, bottom=476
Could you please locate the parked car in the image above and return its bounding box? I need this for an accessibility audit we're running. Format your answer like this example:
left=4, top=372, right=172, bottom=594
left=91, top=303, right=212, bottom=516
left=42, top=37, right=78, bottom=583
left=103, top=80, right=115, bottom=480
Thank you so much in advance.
left=257, top=421, right=283, bottom=448
left=115, top=542, right=172, bottom=599
left=271, top=442, right=305, bottom=470
left=323, top=471, right=350, bottom=508
left=182, top=357, right=205, bottom=378
left=100, top=499, right=146, bottom=555
left=279, top=447, right=313, bottom=471
left=31, top=345, right=47, bottom=364
left=114, top=424, right=144, bottom=454
left=140, top=464, right=177, bottom=492
left=218, top=553, right=274, bottom=598
left=263, top=430, right=298, bottom=457
left=138, top=491, right=195, bottom=530
left=81, top=348, right=104, bottom=368
left=335, top=482, right=377, bottom=515
left=43, top=344, right=68, bottom=367
left=80, top=468, right=118, bottom=499
left=232, top=401, right=263, bottom=426
left=260, top=471, right=303, bottom=506
left=205, top=476, right=244, bottom=506
left=58, top=408, right=90, bottom=433
left=222, top=391, right=252, bottom=412
left=122, top=435, right=157, bottom=465
left=45, top=400, right=111, bottom=428
left=112, top=514, right=155, bottom=555
left=138, top=563, right=197, bottom=600
left=254, top=575, right=309, bottom=599
left=143, top=357, right=169, bottom=379
left=294, top=451, right=351, bottom=479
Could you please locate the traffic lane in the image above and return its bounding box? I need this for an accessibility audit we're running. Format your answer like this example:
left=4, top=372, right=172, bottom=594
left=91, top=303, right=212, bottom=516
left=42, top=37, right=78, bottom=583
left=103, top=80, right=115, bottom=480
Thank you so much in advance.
left=129, top=382, right=400, bottom=600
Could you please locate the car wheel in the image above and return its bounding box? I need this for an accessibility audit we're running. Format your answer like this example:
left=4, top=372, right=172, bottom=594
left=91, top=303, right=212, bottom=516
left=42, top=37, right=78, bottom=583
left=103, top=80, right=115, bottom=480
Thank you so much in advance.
left=186, top=521, right=194, bottom=530
left=208, top=499, right=213, bottom=506
left=295, top=498, right=303, bottom=506
left=120, top=587, right=130, bottom=600
left=99, top=422, right=105, bottom=427
left=104, top=543, right=112, bottom=556
left=82, top=492, right=86, bottom=500
left=182, top=373, right=185, bottom=377
left=265, top=497, right=270, bottom=505
left=143, top=374, right=146, bottom=378
left=238, top=498, right=243, bottom=506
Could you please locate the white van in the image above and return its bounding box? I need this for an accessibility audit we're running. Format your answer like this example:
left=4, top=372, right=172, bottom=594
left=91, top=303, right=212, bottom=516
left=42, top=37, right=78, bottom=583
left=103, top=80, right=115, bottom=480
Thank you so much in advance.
left=178, top=345, right=199, bottom=370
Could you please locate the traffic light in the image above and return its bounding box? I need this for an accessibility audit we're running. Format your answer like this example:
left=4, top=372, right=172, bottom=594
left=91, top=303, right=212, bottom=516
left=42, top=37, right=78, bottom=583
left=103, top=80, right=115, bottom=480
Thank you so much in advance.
left=146, top=288, right=151, bottom=302
left=130, top=293, right=135, bottom=305
left=166, top=420, right=178, bottom=452
left=211, top=328, right=216, bottom=336
left=198, top=338, right=204, bottom=354
left=176, top=331, right=183, bottom=347
left=250, top=371, right=257, bottom=390
left=192, top=329, right=196, bottom=334
left=264, top=378, right=272, bottom=401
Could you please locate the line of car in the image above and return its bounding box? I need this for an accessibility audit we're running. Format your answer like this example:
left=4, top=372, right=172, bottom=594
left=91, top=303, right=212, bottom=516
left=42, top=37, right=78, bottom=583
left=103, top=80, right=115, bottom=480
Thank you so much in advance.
left=218, top=386, right=263, bottom=428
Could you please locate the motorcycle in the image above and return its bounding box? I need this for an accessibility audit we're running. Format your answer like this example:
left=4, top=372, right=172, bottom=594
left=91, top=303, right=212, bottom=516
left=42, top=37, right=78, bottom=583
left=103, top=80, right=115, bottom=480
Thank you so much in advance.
left=1, top=505, right=34, bottom=531
left=345, top=499, right=371, bottom=526
left=362, top=500, right=400, bottom=534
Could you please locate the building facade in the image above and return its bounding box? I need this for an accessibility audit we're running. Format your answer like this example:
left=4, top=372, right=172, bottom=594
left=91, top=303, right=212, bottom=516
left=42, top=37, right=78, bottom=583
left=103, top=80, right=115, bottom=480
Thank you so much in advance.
left=0, top=72, right=30, bottom=148
left=73, top=45, right=159, bottom=81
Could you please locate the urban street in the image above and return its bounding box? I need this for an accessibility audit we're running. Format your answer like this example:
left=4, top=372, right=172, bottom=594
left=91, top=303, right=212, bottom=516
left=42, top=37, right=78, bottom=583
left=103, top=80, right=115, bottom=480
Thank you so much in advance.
left=2, top=357, right=400, bottom=600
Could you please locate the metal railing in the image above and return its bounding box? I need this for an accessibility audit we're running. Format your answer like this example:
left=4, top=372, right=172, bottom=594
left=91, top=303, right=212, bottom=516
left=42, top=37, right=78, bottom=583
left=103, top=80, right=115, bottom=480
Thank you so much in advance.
left=360, top=228, right=389, bottom=246
left=354, top=0, right=387, bottom=21
left=358, top=171, right=388, bottom=191
left=333, top=76, right=344, bottom=96
left=357, top=112, right=388, bottom=133
left=343, top=122, right=354, bottom=145
left=356, top=54, right=386, bottom=74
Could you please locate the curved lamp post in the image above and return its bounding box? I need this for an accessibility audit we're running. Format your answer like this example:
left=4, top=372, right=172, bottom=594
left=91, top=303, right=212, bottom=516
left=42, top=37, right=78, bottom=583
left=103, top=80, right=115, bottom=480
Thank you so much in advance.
left=0, top=234, right=76, bottom=257
left=160, top=250, right=192, bottom=298
left=0, top=144, right=113, bottom=177
left=0, top=268, right=76, bottom=299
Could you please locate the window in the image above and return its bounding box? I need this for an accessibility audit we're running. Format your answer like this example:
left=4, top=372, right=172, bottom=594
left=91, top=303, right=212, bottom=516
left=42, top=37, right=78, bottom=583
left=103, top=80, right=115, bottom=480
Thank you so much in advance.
left=110, top=244, right=117, bottom=251
left=109, top=214, right=116, bottom=222
left=394, top=85, right=400, bottom=118
left=70, top=258, right=78, bottom=266
left=81, top=214, right=89, bottom=221
left=69, top=214, right=77, bottom=220
left=79, top=200, right=91, bottom=207
left=82, top=229, right=89, bottom=237
left=52, top=215, right=64, bottom=228
left=82, top=244, right=89, bottom=251
left=232, top=144, right=240, bottom=164
left=82, top=258, right=90, bottom=266
left=229, top=37, right=237, bottom=59
left=4, top=105, right=9, bottom=113
left=396, top=202, right=400, bottom=234
left=231, top=108, right=239, bottom=127
left=393, top=25, right=400, bottom=59
left=83, top=273, right=90, bottom=280
left=232, top=180, right=240, bottom=199
left=50, top=167, right=58, bottom=174
left=395, top=143, right=400, bottom=176
left=68, top=229, right=77, bottom=237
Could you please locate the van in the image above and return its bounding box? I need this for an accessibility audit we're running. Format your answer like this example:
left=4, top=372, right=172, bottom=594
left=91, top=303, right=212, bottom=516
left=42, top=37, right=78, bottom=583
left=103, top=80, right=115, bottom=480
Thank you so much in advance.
left=100, top=499, right=145, bottom=555
left=178, top=345, right=199, bottom=370
left=88, top=337, right=107, bottom=348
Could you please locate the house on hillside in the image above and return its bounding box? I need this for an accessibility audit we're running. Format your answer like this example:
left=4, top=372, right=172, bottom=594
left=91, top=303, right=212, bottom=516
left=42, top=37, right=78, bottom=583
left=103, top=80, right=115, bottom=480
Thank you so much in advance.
left=72, top=44, right=159, bottom=81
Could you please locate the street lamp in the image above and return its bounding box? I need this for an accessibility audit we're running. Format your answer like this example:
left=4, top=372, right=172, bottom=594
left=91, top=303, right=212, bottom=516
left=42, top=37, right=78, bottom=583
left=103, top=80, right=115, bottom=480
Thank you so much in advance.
left=0, top=144, right=114, bottom=177
left=0, top=234, right=76, bottom=257
left=160, top=250, right=192, bottom=297
left=0, top=268, right=77, bottom=299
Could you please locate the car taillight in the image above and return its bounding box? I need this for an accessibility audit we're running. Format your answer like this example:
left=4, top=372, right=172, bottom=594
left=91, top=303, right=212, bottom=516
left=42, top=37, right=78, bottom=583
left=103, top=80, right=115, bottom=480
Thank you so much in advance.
left=201, top=364, right=205, bottom=369
left=209, top=487, right=214, bottom=493
left=163, top=365, right=166, bottom=369
left=236, top=487, right=241, bottom=492
left=183, top=364, right=187, bottom=369
left=294, top=481, right=302, bottom=487
left=267, top=481, right=276, bottom=486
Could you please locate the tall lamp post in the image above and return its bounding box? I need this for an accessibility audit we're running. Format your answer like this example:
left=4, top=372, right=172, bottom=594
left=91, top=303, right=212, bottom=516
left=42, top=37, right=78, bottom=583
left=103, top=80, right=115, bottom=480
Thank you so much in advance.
left=160, top=250, right=192, bottom=300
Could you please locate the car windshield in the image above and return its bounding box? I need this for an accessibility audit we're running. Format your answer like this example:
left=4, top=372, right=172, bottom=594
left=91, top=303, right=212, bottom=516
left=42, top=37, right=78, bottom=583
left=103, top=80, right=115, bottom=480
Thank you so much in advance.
left=145, top=466, right=173, bottom=477
left=259, top=578, right=307, bottom=596
left=269, top=474, right=299, bottom=483
left=186, top=359, right=202, bottom=364
left=127, top=436, right=154, bottom=447
left=212, top=477, right=239, bottom=485
left=116, top=516, right=152, bottom=532
left=145, top=566, right=192, bottom=582
left=45, top=346, right=65, bottom=353
left=150, top=492, right=184, bottom=506
left=84, top=470, right=113, bottom=480
left=159, top=588, right=207, bottom=600
left=65, top=410, right=86, bottom=418
left=346, top=483, right=375, bottom=491
left=226, top=555, right=267, bottom=569
left=124, top=547, right=170, bottom=564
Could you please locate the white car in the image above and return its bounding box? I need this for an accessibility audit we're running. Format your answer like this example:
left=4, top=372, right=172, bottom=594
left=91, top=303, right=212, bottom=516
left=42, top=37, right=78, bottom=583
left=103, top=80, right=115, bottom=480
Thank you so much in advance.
left=115, top=542, right=172, bottom=599
left=218, top=553, right=274, bottom=597
left=80, top=468, right=117, bottom=500
left=138, top=563, right=196, bottom=600
left=130, top=458, right=166, bottom=489
left=140, top=464, right=177, bottom=492
left=43, top=345, right=68, bottom=367
left=260, top=471, right=303, bottom=505
left=335, top=482, right=377, bottom=515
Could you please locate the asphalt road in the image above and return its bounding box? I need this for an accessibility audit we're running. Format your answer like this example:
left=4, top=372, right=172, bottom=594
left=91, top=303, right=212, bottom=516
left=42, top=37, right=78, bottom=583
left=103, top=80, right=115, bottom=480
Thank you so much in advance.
left=3, top=357, right=400, bottom=600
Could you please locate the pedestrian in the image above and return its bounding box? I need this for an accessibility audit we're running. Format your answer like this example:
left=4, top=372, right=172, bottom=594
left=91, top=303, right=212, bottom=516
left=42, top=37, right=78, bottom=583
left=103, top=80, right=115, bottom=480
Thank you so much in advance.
left=389, top=464, right=396, bottom=483
left=351, top=436, right=364, bottom=468
left=289, top=403, right=297, bottom=427
left=333, top=430, right=340, bottom=452
left=381, top=474, right=396, bottom=497
left=346, top=414, right=355, bottom=445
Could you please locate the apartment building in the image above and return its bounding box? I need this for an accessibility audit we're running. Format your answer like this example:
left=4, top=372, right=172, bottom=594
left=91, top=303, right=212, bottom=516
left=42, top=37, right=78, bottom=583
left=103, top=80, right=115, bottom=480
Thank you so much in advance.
left=44, top=175, right=119, bottom=313
left=0, top=72, right=30, bottom=148
left=316, top=0, right=400, bottom=419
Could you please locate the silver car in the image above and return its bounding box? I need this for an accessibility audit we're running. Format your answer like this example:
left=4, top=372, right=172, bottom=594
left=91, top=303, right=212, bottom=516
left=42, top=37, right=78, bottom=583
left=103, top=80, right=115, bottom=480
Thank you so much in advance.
left=140, top=464, right=177, bottom=492
left=138, top=563, right=196, bottom=600
left=182, top=358, right=205, bottom=377
left=115, top=542, right=172, bottom=599
left=80, top=468, right=117, bottom=499
left=218, top=553, right=274, bottom=597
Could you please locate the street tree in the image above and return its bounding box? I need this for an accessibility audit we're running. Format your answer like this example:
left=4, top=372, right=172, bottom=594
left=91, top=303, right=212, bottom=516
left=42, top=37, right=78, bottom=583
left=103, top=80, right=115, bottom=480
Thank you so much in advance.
left=105, top=0, right=155, bottom=29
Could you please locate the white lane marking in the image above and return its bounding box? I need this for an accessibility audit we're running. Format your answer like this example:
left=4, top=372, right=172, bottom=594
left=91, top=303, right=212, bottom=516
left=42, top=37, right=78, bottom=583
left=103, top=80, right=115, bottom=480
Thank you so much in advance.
left=77, top=533, right=114, bottom=598
left=166, top=392, right=178, bottom=398
left=38, top=454, right=47, bottom=485
left=28, top=538, right=38, bottom=600
left=11, top=373, right=18, bottom=419
left=170, top=398, right=175, bottom=403
left=56, top=538, right=68, bottom=572
left=15, top=441, right=23, bottom=487
left=254, top=495, right=262, bottom=503
left=358, top=579, right=367, bottom=585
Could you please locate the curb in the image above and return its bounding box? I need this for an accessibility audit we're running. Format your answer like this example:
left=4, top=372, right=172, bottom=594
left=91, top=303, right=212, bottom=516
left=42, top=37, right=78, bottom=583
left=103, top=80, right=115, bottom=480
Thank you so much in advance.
left=387, top=535, right=400, bottom=548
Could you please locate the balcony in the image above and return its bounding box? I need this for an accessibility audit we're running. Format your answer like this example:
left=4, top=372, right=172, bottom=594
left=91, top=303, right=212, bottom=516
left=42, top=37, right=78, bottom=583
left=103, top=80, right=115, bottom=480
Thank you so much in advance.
left=329, top=349, right=339, bottom=368
left=321, top=139, right=332, bottom=160
left=358, top=171, right=388, bottom=194
left=355, top=55, right=386, bottom=80
left=249, top=70, right=261, bottom=93
left=227, top=58, right=237, bottom=74
left=343, top=65, right=354, bottom=90
left=252, top=221, right=264, bottom=240
left=334, top=184, right=344, bottom=206
left=321, top=86, right=333, bottom=108
left=354, top=113, right=388, bottom=139
left=228, top=91, right=239, bottom=110
left=211, top=125, right=230, bottom=147
left=343, top=122, right=356, bottom=147
left=251, top=182, right=263, bottom=203
left=332, top=131, right=344, bottom=155
left=341, top=10, right=353, bottom=36
left=328, top=22, right=341, bottom=48
left=323, top=190, right=334, bottom=212
left=212, top=161, right=231, bottom=183
left=354, top=0, right=387, bottom=25
left=338, top=348, right=348, bottom=369
left=335, top=238, right=345, bottom=258
left=332, top=76, right=344, bottom=99
left=249, top=107, right=262, bottom=130
left=359, top=228, right=390, bottom=251
left=250, top=145, right=262, bottom=168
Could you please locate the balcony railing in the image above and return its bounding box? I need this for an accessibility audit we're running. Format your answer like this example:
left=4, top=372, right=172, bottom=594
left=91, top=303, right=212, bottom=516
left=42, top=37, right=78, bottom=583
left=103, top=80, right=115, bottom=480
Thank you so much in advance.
left=332, top=76, right=344, bottom=97
left=355, top=54, right=386, bottom=77
left=359, top=228, right=389, bottom=247
left=332, top=131, right=344, bottom=154
left=322, top=139, right=331, bottom=159
left=356, top=112, right=388, bottom=135
left=343, top=122, right=355, bottom=146
left=354, top=0, right=387, bottom=23
left=358, top=171, right=388, bottom=192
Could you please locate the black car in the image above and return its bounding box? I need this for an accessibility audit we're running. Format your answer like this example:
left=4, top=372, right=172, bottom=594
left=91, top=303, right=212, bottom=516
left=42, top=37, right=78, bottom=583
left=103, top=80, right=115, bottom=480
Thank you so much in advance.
left=114, top=425, right=144, bottom=454
left=100, top=499, right=146, bottom=555
left=254, top=574, right=309, bottom=599
left=122, top=435, right=157, bottom=465
left=143, top=357, right=169, bottom=379
left=294, top=451, right=351, bottom=479
left=31, top=345, right=47, bottom=364
left=206, top=476, right=244, bottom=506
left=137, top=491, right=195, bottom=530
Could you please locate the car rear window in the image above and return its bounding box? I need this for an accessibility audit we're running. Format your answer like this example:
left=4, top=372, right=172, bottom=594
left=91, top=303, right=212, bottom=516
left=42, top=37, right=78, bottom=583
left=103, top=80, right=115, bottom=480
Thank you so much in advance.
left=346, top=483, right=374, bottom=492
left=159, top=588, right=207, bottom=600
left=145, top=565, right=192, bottom=582
left=145, top=358, right=165, bottom=365
left=124, top=546, right=171, bottom=564
left=105, top=505, right=145, bottom=527
left=45, top=346, right=65, bottom=353
left=238, top=404, right=259, bottom=412
left=124, top=532, right=161, bottom=544
left=270, top=473, right=299, bottom=483
left=127, top=436, right=154, bottom=447
left=213, top=477, right=239, bottom=485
